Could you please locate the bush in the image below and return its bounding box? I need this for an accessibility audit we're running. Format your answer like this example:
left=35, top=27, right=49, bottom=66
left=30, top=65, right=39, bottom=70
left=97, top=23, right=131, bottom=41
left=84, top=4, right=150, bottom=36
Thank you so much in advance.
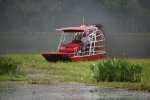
left=91, top=59, right=142, bottom=82
left=0, top=57, right=17, bottom=75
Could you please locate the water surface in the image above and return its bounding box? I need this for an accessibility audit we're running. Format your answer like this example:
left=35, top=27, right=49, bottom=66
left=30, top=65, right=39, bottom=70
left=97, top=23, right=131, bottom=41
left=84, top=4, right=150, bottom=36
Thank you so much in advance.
left=0, top=82, right=149, bottom=100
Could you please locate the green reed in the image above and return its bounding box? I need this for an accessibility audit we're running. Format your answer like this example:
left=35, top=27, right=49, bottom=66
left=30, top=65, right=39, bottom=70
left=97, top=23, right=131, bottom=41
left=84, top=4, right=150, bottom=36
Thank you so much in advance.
left=91, top=58, right=142, bottom=82
left=0, top=57, right=17, bottom=75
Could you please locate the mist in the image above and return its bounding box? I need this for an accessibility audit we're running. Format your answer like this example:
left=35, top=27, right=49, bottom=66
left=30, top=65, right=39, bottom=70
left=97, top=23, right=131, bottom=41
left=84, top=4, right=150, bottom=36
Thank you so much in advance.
left=0, top=0, right=150, bottom=58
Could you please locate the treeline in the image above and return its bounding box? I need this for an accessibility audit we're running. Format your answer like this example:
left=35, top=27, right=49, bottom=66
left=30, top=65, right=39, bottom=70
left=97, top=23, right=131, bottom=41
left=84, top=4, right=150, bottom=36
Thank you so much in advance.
left=97, top=0, right=150, bottom=33
left=0, top=0, right=150, bottom=33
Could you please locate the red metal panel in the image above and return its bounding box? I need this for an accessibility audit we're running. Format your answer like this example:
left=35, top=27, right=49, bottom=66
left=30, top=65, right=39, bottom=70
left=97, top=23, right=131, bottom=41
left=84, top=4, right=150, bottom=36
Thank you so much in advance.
left=70, top=53, right=106, bottom=62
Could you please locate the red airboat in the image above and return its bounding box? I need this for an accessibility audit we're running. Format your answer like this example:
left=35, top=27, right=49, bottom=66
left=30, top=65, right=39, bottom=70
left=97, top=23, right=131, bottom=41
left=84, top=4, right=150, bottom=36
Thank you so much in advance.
left=41, top=25, right=106, bottom=62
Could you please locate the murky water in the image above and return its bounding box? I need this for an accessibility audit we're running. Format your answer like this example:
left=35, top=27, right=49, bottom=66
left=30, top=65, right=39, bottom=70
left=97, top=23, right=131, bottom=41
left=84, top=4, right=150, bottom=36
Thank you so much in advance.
left=0, top=82, right=149, bottom=100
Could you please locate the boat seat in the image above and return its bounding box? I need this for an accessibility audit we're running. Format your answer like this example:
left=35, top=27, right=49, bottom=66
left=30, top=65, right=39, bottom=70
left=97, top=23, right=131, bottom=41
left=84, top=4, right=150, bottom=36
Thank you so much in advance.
left=59, top=43, right=81, bottom=53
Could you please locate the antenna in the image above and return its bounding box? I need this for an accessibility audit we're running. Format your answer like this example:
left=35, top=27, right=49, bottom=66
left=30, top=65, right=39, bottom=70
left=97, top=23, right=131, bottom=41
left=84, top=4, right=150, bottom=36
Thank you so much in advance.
left=82, top=17, right=85, bottom=25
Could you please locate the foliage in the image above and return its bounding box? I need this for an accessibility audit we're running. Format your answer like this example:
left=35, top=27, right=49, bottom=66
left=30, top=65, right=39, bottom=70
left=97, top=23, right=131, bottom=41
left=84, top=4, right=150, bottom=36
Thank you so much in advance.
left=1, top=54, right=150, bottom=90
left=95, top=0, right=140, bottom=11
left=0, top=56, right=26, bottom=81
left=91, top=58, right=142, bottom=82
left=0, top=0, right=150, bottom=32
left=0, top=57, right=17, bottom=75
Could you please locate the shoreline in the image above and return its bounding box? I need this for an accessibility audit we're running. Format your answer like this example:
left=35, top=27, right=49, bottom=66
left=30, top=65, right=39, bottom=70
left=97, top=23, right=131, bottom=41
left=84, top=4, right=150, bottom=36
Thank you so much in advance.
left=0, top=54, right=150, bottom=91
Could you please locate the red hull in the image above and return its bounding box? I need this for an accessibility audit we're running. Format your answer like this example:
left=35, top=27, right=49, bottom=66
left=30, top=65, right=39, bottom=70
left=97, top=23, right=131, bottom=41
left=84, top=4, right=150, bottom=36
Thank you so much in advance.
left=70, top=53, right=106, bottom=62
left=41, top=52, right=106, bottom=62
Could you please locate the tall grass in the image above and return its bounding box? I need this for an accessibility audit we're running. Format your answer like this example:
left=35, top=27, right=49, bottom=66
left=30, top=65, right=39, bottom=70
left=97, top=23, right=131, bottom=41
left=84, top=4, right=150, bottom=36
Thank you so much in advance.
left=1, top=54, right=150, bottom=90
left=0, top=56, right=26, bottom=81
left=0, top=57, right=17, bottom=75
left=91, top=59, right=142, bottom=82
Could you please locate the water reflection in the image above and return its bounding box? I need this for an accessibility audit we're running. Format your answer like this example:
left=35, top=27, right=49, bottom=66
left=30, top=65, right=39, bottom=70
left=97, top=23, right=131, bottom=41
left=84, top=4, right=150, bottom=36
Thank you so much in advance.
left=96, top=87, right=150, bottom=100
left=0, top=82, right=149, bottom=100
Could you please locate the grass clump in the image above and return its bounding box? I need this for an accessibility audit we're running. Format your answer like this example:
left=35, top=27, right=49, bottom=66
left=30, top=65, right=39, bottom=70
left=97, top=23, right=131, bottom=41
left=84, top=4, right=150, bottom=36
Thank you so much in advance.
left=0, top=57, right=17, bottom=75
left=0, top=56, right=25, bottom=81
left=91, top=58, right=142, bottom=82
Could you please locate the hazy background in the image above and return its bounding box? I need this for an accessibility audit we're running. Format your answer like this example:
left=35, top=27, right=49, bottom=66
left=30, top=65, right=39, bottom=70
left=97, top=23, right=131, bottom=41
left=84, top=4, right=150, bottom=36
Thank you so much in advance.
left=0, top=0, right=150, bottom=57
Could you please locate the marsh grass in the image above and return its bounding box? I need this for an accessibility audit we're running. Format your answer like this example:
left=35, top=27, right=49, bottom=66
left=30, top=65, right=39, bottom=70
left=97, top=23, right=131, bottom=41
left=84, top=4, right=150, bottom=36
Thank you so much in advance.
left=3, top=54, right=94, bottom=83
left=0, top=57, right=17, bottom=75
left=0, top=56, right=26, bottom=81
left=127, top=59, right=150, bottom=90
left=1, top=54, right=150, bottom=90
left=91, top=59, right=142, bottom=82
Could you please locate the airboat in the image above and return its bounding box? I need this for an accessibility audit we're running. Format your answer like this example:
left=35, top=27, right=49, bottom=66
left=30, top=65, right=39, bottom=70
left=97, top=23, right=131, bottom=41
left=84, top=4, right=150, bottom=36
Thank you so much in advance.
left=41, top=24, right=106, bottom=62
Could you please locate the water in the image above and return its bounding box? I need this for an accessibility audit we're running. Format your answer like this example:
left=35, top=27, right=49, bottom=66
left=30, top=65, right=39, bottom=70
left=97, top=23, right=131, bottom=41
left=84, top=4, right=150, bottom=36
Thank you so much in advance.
left=0, top=32, right=150, bottom=58
left=0, top=82, right=150, bottom=100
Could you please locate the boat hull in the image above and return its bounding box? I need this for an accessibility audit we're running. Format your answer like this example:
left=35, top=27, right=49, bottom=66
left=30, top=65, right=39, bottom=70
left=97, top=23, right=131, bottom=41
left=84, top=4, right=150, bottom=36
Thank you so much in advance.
left=70, top=53, right=106, bottom=62
left=41, top=52, right=106, bottom=62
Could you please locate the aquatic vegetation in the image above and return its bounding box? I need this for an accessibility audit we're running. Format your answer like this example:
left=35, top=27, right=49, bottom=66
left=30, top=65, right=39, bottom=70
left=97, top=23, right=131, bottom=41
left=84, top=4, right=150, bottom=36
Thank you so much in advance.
left=0, top=54, right=150, bottom=90
left=0, top=57, right=17, bottom=75
left=91, top=58, right=142, bottom=82
left=0, top=56, right=26, bottom=81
